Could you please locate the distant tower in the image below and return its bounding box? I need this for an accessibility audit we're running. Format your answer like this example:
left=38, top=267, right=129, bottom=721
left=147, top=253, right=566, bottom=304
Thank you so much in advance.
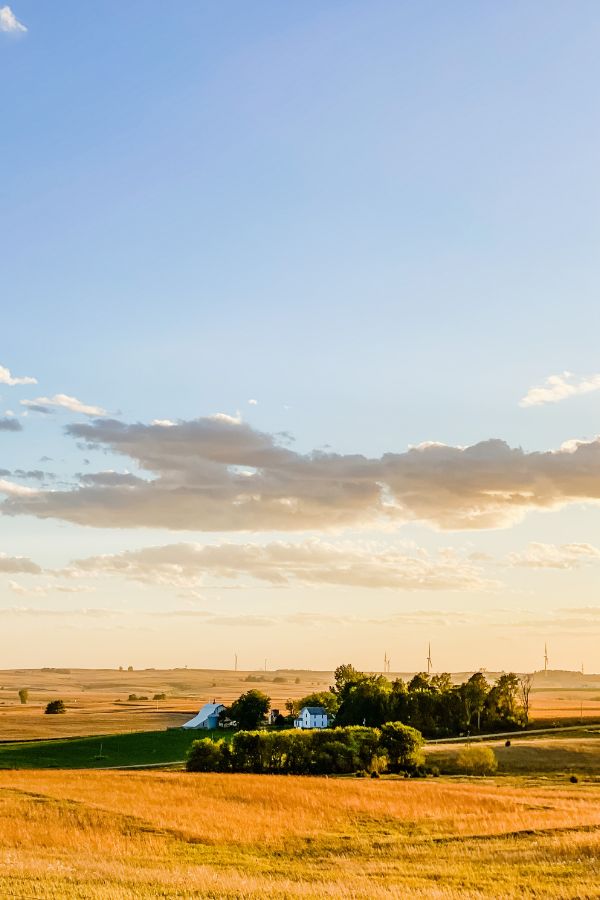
left=427, top=643, right=433, bottom=675
left=544, top=643, right=549, bottom=675
left=234, top=653, right=238, bottom=672
left=383, top=651, right=391, bottom=674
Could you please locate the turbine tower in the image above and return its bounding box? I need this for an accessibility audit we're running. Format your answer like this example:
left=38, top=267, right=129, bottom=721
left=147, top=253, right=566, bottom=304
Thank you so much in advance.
left=544, top=643, right=549, bottom=675
left=383, top=651, right=391, bottom=674
left=427, top=643, right=433, bottom=675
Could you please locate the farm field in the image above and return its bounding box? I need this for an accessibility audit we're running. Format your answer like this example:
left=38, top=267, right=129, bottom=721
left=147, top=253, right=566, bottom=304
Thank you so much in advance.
left=2, top=668, right=600, bottom=741
left=0, top=770, right=599, bottom=898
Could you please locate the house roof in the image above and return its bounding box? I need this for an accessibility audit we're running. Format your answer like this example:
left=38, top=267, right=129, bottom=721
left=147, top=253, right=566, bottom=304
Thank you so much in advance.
left=198, top=703, right=225, bottom=717
left=302, top=706, right=327, bottom=715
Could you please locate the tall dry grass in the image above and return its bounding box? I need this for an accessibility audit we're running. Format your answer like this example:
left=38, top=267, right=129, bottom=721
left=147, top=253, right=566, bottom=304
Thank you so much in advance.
left=1, top=771, right=600, bottom=897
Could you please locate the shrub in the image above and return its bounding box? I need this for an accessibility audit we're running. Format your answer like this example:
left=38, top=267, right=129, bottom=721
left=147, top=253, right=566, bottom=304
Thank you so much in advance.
left=187, top=739, right=228, bottom=772
left=45, top=700, right=66, bottom=715
left=370, top=770, right=380, bottom=779
left=153, top=693, right=167, bottom=701
left=570, top=775, right=579, bottom=784
left=505, top=739, right=511, bottom=747
left=18, top=688, right=29, bottom=705
left=456, top=745, right=498, bottom=776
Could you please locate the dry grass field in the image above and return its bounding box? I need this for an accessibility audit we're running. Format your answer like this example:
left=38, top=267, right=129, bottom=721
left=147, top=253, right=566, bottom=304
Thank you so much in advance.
left=0, top=668, right=333, bottom=740
left=427, top=730, right=600, bottom=775
left=0, top=770, right=599, bottom=898
left=2, top=668, right=600, bottom=741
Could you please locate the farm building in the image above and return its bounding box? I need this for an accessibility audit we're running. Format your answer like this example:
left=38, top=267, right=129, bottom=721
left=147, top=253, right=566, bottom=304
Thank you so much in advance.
left=182, top=702, right=225, bottom=729
left=294, top=706, right=329, bottom=729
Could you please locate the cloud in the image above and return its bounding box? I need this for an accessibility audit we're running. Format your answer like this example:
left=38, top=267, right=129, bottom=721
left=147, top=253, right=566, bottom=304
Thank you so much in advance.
left=21, top=394, right=107, bottom=417
left=0, top=553, right=41, bottom=575
left=0, top=479, right=39, bottom=498
left=507, top=542, right=600, bottom=570
left=0, top=364, right=35, bottom=386
left=0, top=418, right=22, bottom=432
left=0, top=6, right=26, bottom=33
left=62, top=539, right=494, bottom=592
left=520, top=372, right=600, bottom=408
left=248, top=399, right=258, bottom=406
left=3, top=416, right=600, bottom=531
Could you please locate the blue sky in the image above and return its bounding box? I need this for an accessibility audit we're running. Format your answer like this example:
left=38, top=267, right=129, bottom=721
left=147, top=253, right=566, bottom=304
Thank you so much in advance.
left=2, top=2, right=600, bottom=671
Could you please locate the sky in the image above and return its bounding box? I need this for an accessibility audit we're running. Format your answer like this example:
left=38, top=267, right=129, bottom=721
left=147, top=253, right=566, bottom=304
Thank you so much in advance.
left=1, top=1, right=600, bottom=672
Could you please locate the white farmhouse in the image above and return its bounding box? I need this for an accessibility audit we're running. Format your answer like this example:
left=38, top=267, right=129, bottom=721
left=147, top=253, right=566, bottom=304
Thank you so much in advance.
left=294, top=706, right=329, bottom=729
left=182, top=702, right=225, bottom=729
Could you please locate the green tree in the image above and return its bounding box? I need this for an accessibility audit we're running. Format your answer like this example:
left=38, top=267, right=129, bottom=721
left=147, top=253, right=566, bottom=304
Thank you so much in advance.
left=45, top=699, right=66, bottom=715
left=461, top=672, right=489, bottom=731
left=18, top=688, right=29, bottom=705
left=335, top=676, right=391, bottom=727
left=330, top=663, right=364, bottom=696
left=297, top=691, right=338, bottom=716
left=228, top=690, right=270, bottom=730
left=379, top=722, right=424, bottom=772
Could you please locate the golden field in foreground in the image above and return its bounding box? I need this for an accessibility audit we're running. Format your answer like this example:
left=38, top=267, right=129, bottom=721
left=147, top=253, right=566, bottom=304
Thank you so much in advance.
left=0, top=770, right=599, bottom=898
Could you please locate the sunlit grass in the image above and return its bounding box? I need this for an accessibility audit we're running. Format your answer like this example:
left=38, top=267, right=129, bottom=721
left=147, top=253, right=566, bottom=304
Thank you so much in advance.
left=0, top=770, right=599, bottom=897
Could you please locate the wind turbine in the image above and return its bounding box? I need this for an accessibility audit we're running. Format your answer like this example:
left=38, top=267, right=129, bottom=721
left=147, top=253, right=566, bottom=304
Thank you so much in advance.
left=427, top=643, right=433, bottom=675
left=544, top=643, right=549, bottom=675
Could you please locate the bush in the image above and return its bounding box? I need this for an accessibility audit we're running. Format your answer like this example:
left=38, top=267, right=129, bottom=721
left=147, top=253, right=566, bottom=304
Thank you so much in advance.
left=570, top=775, right=579, bottom=784
left=18, top=688, right=28, bottom=705
left=45, top=700, right=66, bottom=715
left=187, top=739, right=228, bottom=772
left=456, top=745, right=498, bottom=776
left=153, top=693, right=167, bottom=701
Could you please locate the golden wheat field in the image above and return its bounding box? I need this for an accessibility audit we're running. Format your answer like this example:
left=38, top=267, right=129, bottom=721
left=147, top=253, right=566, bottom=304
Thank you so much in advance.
left=0, top=770, right=599, bottom=898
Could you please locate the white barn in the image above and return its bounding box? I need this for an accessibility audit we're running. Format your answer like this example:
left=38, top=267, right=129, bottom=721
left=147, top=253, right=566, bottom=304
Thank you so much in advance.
left=294, top=706, right=329, bottom=729
left=182, top=702, right=225, bottom=730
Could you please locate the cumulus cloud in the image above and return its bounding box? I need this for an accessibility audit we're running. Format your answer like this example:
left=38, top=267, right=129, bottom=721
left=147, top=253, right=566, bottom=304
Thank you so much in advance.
left=3, top=416, right=600, bottom=531
left=520, top=372, right=600, bottom=408
left=62, top=540, right=494, bottom=592
left=0, top=418, right=22, bottom=432
left=0, top=553, right=41, bottom=575
left=507, top=542, right=600, bottom=569
left=0, top=6, right=26, bottom=33
left=0, top=364, right=35, bottom=386
left=21, top=394, right=107, bottom=417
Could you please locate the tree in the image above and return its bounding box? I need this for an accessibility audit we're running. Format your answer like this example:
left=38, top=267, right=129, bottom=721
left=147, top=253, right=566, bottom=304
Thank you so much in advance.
left=495, top=673, right=522, bottom=722
left=330, top=663, right=363, bottom=696
left=461, top=672, right=489, bottom=731
left=335, top=677, right=391, bottom=727
left=45, top=700, right=66, bottom=715
left=228, top=690, right=270, bottom=729
left=379, top=722, right=424, bottom=772
left=18, top=688, right=29, bottom=705
left=297, top=691, right=338, bottom=716
left=519, top=674, right=534, bottom=725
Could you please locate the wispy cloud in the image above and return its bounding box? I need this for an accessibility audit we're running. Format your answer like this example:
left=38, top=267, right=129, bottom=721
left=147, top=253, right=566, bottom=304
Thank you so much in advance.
left=21, top=394, right=107, bottom=417
left=507, top=542, right=600, bottom=569
left=520, top=372, right=600, bottom=407
left=62, top=539, right=495, bottom=593
left=0, top=364, right=36, bottom=386
left=0, top=6, right=26, bottom=34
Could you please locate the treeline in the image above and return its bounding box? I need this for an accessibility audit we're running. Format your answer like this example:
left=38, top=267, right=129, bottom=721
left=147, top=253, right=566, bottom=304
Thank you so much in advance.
left=187, top=723, right=423, bottom=776
left=286, top=665, right=532, bottom=738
